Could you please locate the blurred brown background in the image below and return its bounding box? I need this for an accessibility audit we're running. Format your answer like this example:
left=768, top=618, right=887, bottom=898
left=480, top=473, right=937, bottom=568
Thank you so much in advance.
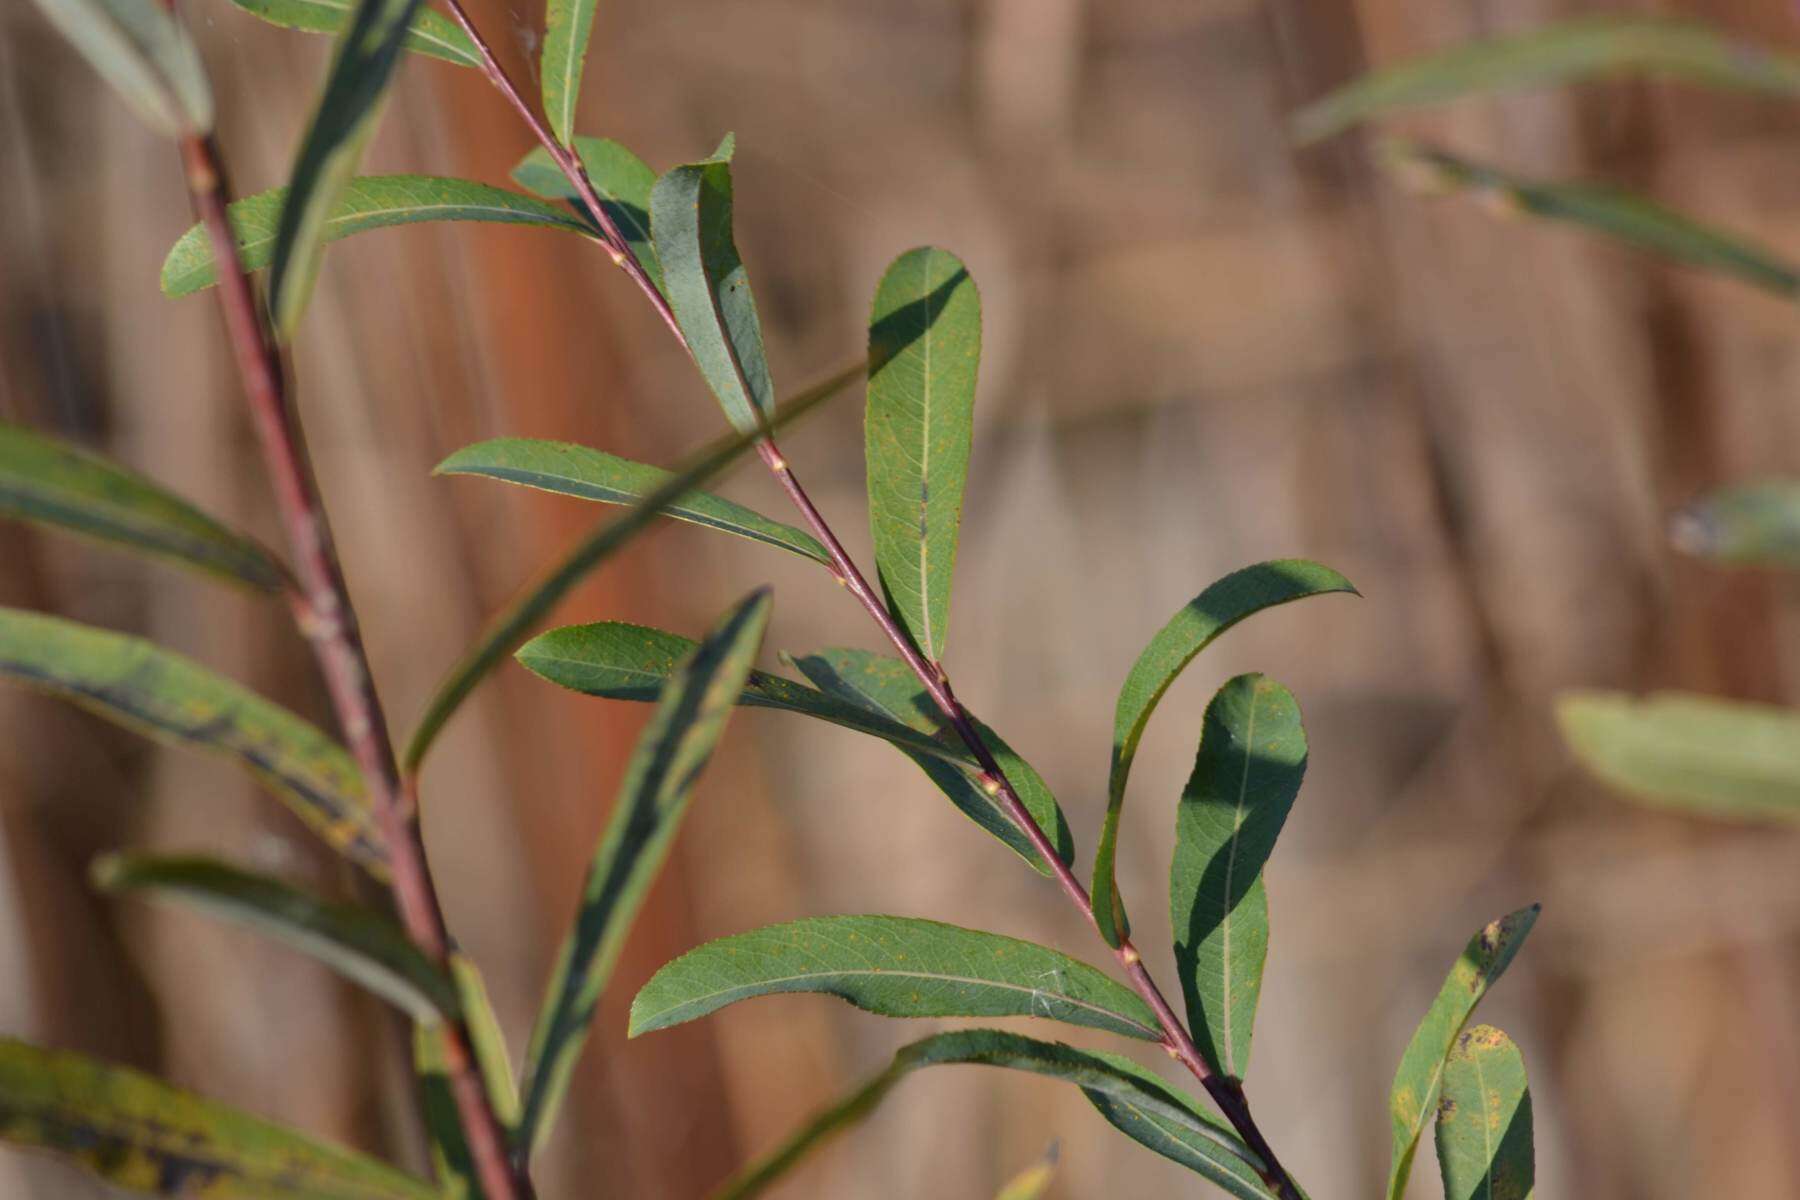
left=5, top=0, right=1800, bottom=1195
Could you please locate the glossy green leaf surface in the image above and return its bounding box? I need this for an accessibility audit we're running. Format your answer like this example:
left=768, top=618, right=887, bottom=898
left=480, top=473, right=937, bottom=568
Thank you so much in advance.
left=630, top=915, right=1161, bottom=1040
left=92, top=853, right=452, bottom=1020
left=1095, top=559, right=1355, bottom=946
left=865, top=246, right=981, bottom=661
left=28, top=0, right=212, bottom=136
left=790, top=646, right=1074, bottom=874
left=0, top=608, right=384, bottom=874
left=1295, top=15, right=1800, bottom=143
left=1387, top=905, right=1539, bottom=1200
left=0, top=1038, right=436, bottom=1199
left=518, top=590, right=771, bottom=1155
left=1169, top=674, right=1307, bottom=1079
left=436, top=438, right=827, bottom=564
left=1557, top=689, right=1800, bottom=821
left=1670, top=480, right=1800, bottom=569
left=163, top=175, right=593, bottom=297
left=227, top=0, right=479, bottom=66
left=0, top=423, right=285, bottom=590
left=650, top=135, right=776, bottom=434
left=540, top=0, right=595, bottom=145
left=511, top=137, right=661, bottom=293
left=1435, top=1026, right=1534, bottom=1200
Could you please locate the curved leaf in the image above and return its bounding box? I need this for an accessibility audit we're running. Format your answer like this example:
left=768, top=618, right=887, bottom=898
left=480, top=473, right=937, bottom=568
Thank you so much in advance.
left=511, top=136, right=661, bottom=293
left=1094, top=559, right=1355, bottom=946
left=865, top=246, right=981, bottom=661
left=163, top=175, right=594, bottom=297
left=1435, top=1026, right=1534, bottom=1200
left=0, top=1038, right=436, bottom=1199
left=1670, top=480, right=1800, bottom=569
left=540, top=0, right=596, bottom=146
left=0, top=607, right=384, bottom=875
left=1170, top=674, right=1307, bottom=1079
left=518, top=590, right=771, bottom=1155
left=435, top=438, right=828, bottom=564
left=227, top=0, right=479, bottom=67
left=630, top=915, right=1161, bottom=1041
left=27, top=0, right=212, bottom=136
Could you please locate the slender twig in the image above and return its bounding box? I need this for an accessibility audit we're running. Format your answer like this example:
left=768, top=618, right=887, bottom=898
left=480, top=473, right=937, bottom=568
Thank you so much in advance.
left=434, top=4, right=1301, bottom=1194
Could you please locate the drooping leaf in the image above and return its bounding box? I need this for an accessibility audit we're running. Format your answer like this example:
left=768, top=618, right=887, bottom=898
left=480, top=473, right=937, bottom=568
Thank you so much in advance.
left=1094, top=559, right=1355, bottom=947
left=1386, top=905, right=1539, bottom=1200
left=0, top=608, right=385, bottom=875
left=0, top=1037, right=437, bottom=1199
left=27, top=0, right=213, bottom=136
left=0, top=422, right=286, bottom=590
left=412, top=1023, right=477, bottom=1200
left=1557, top=689, right=1800, bottom=821
left=435, top=439, right=828, bottom=565
left=517, top=590, right=771, bottom=1155
left=539, top=0, right=596, bottom=146
left=993, top=1144, right=1059, bottom=1200
left=789, top=646, right=1074, bottom=874
left=1379, top=140, right=1800, bottom=298
left=1435, top=1026, right=1534, bottom=1200
left=91, top=853, right=452, bottom=1020
left=650, top=135, right=776, bottom=435
left=163, top=175, right=594, bottom=297
left=1169, top=674, right=1307, bottom=1080
left=1670, top=480, right=1800, bottom=569
left=510, top=136, right=661, bottom=293
left=712, top=1030, right=1273, bottom=1200
left=630, top=915, right=1162, bottom=1041
left=1294, top=15, right=1800, bottom=144
left=402, top=358, right=862, bottom=771
left=227, top=0, right=479, bottom=67
left=865, top=246, right=981, bottom=662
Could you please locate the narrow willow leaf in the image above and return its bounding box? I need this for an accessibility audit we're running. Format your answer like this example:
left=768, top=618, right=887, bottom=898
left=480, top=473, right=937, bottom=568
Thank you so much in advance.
left=450, top=954, right=520, bottom=1128
left=412, top=1023, right=477, bottom=1200
left=993, top=1144, right=1058, bottom=1200
left=1670, top=480, right=1800, bottom=569
left=28, top=0, right=213, bottom=136
left=651, top=134, right=777, bottom=435
left=1094, top=559, right=1355, bottom=947
left=1557, top=689, right=1800, bottom=821
left=0, top=423, right=285, bottom=590
left=790, top=647, right=1074, bottom=874
left=1169, top=674, right=1307, bottom=1079
left=435, top=438, right=828, bottom=564
left=228, top=0, right=479, bottom=67
left=163, top=175, right=594, bottom=297
left=630, top=915, right=1162, bottom=1041
left=517, top=590, right=771, bottom=1155
left=511, top=137, right=662, bottom=293
left=0, top=608, right=385, bottom=875
left=1380, top=140, right=1800, bottom=298
left=865, top=246, right=981, bottom=661
left=714, top=1031, right=1271, bottom=1200
left=92, top=853, right=452, bottom=1020
left=540, top=0, right=596, bottom=146
left=1387, top=905, right=1539, bottom=1200
left=0, top=1038, right=437, bottom=1199
left=517, top=622, right=977, bottom=768
left=1294, top=15, right=1800, bottom=144
left=402, top=358, right=862, bottom=771
left=1435, top=1026, right=1534, bottom=1200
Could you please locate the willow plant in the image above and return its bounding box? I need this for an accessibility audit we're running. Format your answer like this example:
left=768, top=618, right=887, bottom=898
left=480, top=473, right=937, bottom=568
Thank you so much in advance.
left=2, top=1, right=1541, bottom=1198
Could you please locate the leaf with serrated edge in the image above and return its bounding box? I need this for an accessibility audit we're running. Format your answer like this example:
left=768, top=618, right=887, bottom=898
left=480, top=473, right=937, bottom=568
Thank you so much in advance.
left=228, top=0, right=478, bottom=66
left=511, top=137, right=662, bottom=293
left=27, top=0, right=212, bottom=136
left=1435, top=1026, right=1534, bottom=1200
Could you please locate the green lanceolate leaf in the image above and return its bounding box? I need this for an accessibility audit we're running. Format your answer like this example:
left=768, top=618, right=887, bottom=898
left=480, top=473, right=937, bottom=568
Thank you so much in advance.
left=865, top=246, right=981, bottom=662
left=401, top=358, right=862, bottom=772
left=449, top=954, right=520, bottom=1128
left=1435, top=1026, right=1534, bottom=1200
left=0, top=1038, right=437, bottom=1199
left=1094, top=559, right=1355, bottom=947
left=227, top=0, right=479, bottom=67
left=435, top=438, right=828, bottom=565
left=1294, top=15, right=1800, bottom=144
left=0, top=423, right=285, bottom=590
left=789, top=646, right=1074, bottom=874
left=164, top=175, right=594, bottom=297
left=0, top=608, right=384, bottom=874
left=511, top=136, right=661, bottom=293
left=1387, top=905, right=1539, bottom=1200
left=412, top=1023, right=476, bottom=1200
left=92, top=853, right=453, bottom=1020
left=651, top=135, right=776, bottom=435
left=1169, top=674, right=1307, bottom=1080
left=28, top=0, right=213, bottom=136
left=1557, top=689, right=1800, bottom=821
left=540, top=0, right=596, bottom=146
left=1670, top=480, right=1800, bottom=569
left=631, top=915, right=1161, bottom=1041
left=993, top=1144, right=1058, bottom=1200
left=1380, top=140, right=1800, bottom=298
left=517, top=590, right=771, bottom=1156
left=713, top=1030, right=1272, bottom=1200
